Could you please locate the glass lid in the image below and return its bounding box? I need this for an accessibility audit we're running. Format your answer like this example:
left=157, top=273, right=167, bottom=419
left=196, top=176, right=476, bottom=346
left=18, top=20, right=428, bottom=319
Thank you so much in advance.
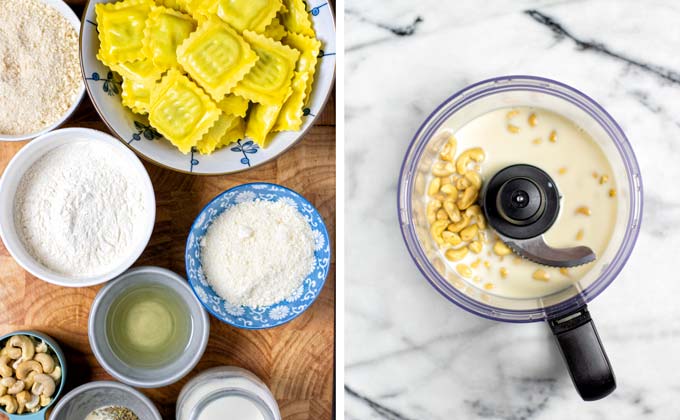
left=398, top=76, right=643, bottom=322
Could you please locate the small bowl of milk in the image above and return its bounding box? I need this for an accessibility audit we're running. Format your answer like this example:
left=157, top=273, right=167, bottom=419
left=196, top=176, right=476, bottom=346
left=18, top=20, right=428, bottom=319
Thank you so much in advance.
left=176, top=367, right=281, bottom=420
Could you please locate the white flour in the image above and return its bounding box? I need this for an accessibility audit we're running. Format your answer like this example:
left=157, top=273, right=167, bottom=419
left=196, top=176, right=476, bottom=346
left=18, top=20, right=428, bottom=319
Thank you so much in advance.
left=201, top=200, right=315, bottom=308
left=13, top=142, right=146, bottom=277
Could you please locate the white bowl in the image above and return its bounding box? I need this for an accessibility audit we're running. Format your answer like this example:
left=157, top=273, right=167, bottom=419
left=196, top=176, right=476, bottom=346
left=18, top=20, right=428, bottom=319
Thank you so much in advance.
left=0, top=0, right=85, bottom=142
left=0, top=128, right=156, bottom=287
left=80, top=1, right=336, bottom=175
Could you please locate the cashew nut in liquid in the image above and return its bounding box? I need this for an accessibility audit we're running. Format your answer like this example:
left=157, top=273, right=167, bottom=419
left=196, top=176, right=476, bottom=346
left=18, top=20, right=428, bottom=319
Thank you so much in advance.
left=457, top=186, right=478, bottom=210
left=455, top=147, right=485, bottom=175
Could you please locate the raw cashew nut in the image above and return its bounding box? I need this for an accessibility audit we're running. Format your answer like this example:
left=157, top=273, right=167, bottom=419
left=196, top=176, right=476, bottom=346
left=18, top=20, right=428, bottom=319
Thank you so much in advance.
left=447, top=215, right=470, bottom=233
left=430, top=220, right=449, bottom=245
left=15, top=360, right=42, bottom=380
left=16, top=390, right=33, bottom=414
left=456, top=147, right=485, bottom=174
left=493, top=240, right=512, bottom=256
left=457, top=186, right=479, bottom=210
left=460, top=225, right=479, bottom=242
left=0, top=394, right=17, bottom=414
left=39, top=395, right=51, bottom=407
left=465, top=205, right=487, bottom=229
left=442, top=231, right=462, bottom=246
left=440, top=184, right=458, bottom=203
left=48, top=366, right=62, bottom=383
left=464, top=171, right=482, bottom=189
left=432, top=161, right=456, bottom=177
left=0, top=385, right=6, bottom=397
left=7, top=336, right=35, bottom=362
left=7, top=380, right=24, bottom=395
left=1, top=344, right=21, bottom=360
left=24, top=372, right=37, bottom=389
left=0, top=356, right=12, bottom=378
left=30, top=374, right=55, bottom=398
left=443, top=200, right=461, bottom=222
left=33, top=354, right=55, bottom=374
left=25, top=393, right=39, bottom=412
left=35, top=341, right=48, bottom=354
left=455, top=176, right=470, bottom=190
left=439, top=135, right=457, bottom=162
left=445, top=247, right=468, bottom=262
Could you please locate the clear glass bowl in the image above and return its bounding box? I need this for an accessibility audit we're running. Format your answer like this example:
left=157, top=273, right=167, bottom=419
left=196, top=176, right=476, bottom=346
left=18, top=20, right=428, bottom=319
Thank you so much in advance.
left=176, top=367, right=281, bottom=420
left=398, top=76, right=643, bottom=322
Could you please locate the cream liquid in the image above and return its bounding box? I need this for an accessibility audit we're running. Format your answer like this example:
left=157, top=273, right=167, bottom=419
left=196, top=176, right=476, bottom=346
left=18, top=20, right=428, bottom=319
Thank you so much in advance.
left=434, top=107, right=618, bottom=298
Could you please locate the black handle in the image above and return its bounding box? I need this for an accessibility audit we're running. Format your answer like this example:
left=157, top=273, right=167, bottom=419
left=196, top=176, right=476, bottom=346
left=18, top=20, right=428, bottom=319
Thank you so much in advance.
left=549, top=306, right=616, bottom=401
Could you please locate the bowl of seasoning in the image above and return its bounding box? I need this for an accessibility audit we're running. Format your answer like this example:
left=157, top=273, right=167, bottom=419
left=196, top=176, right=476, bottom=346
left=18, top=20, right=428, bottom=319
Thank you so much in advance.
left=176, top=367, right=281, bottom=420
left=185, top=182, right=331, bottom=329
left=0, top=128, right=156, bottom=287
left=0, top=0, right=85, bottom=141
left=88, top=266, right=210, bottom=388
left=0, top=331, right=66, bottom=419
left=50, top=381, right=161, bottom=420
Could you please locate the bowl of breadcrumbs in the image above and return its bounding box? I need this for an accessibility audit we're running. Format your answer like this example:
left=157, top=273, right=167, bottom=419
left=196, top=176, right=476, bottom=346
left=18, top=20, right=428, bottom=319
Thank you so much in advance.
left=0, top=0, right=85, bottom=142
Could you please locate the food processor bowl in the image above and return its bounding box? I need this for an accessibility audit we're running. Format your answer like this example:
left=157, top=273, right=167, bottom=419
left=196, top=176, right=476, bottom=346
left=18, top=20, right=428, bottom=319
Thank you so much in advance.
left=398, top=75, right=643, bottom=400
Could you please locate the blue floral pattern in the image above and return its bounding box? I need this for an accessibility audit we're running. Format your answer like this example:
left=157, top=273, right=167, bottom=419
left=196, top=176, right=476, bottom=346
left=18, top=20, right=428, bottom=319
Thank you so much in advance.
left=128, top=121, right=161, bottom=144
left=185, top=183, right=331, bottom=329
left=230, top=140, right=259, bottom=167
left=86, top=71, right=122, bottom=96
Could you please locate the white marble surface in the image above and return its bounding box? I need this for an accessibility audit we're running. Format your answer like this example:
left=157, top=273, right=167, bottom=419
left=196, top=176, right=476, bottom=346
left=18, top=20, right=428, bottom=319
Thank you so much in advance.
left=345, top=1, right=680, bottom=418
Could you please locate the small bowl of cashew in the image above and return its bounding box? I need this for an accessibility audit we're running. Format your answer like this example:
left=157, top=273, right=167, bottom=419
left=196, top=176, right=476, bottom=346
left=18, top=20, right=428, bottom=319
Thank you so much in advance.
left=0, top=331, right=66, bottom=419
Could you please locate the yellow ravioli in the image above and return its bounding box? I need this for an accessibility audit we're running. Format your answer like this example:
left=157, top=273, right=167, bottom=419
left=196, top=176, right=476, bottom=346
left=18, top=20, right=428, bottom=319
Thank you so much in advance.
left=149, top=69, right=221, bottom=153
left=177, top=17, right=258, bottom=101
left=122, top=78, right=155, bottom=114
left=109, top=58, right=164, bottom=82
left=217, top=117, right=246, bottom=149
left=144, top=6, right=197, bottom=70
left=263, top=15, right=287, bottom=41
left=182, top=0, right=218, bottom=18
left=96, top=0, right=153, bottom=66
left=215, top=0, right=282, bottom=33
left=195, top=113, right=241, bottom=154
left=219, top=94, right=249, bottom=118
left=280, top=0, right=314, bottom=37
left=233, top=31, right=300, bottom=106
left=284, top=32, right=321, bottom=102
left=273, top=71, right=308, bottom=132
left=157, top=0, right=188, bottom=13
left=246, top=87, right=292, bottom=147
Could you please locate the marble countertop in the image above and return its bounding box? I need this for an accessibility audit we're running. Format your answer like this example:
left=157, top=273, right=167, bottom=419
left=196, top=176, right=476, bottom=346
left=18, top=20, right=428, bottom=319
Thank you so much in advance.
left=345, top=1, right=680, bottom=418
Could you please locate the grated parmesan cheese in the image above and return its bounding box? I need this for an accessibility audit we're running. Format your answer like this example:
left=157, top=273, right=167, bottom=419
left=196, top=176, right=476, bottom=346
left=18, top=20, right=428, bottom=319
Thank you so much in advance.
left=0, top=0, right=82, bottom=135
left=200, top=200, right=315, bottom=308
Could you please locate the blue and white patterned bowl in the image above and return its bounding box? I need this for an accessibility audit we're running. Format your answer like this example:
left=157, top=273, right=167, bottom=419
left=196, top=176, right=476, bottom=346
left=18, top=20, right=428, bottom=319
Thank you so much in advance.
left=79, top=0, right=336, bottom=174
left=185, top=183, right=331, bottom=329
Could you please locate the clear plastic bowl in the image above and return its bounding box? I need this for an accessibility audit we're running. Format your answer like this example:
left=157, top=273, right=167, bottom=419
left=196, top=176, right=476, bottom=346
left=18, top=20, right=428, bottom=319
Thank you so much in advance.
left=398, top=76, right=643, bottom=322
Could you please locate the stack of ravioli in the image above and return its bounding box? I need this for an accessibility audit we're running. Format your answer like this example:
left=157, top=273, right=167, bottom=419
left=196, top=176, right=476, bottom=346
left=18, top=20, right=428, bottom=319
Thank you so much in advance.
left=95, top=0, right=321, bottom=154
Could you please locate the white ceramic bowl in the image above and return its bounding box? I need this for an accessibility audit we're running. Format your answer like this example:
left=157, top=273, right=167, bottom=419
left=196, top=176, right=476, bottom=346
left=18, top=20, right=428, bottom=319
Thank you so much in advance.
left=0, top=0, right=85, bottom=142
left=89, top=266, right=210, bottom=388
left=0, top=128, right=156, bottom=287
left=80, top=1, right=336, bottom=174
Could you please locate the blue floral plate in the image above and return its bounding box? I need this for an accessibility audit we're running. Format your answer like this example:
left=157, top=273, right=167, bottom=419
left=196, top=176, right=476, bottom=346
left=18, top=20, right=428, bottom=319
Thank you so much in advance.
left=185, top=183, right=331, bottom=329
left=79, top=1, right=335, bottom=175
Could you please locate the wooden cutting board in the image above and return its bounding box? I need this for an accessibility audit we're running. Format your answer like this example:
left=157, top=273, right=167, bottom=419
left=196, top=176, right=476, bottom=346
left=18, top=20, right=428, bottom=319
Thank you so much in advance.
left=0, top=2, right=335, bottom=418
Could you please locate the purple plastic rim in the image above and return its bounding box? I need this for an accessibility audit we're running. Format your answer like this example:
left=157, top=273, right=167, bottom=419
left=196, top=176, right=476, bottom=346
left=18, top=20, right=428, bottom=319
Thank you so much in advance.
left=398, top=75, right=643, bottom=323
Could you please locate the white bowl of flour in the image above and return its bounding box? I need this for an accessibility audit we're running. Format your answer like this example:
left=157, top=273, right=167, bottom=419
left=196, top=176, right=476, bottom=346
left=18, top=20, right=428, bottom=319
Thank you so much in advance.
left=0, top=128, right=155, bottom=287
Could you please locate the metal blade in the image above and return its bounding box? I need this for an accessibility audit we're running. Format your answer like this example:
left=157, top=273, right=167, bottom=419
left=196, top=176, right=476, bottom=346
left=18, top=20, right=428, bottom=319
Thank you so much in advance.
left=502, top=235, right=596, bottom=268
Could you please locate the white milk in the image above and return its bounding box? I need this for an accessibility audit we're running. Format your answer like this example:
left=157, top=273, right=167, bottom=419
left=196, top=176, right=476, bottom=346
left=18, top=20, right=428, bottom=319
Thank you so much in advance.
left=432, top=107, right=617, bottom=299
left=199, top=396, right=264, bottom=420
